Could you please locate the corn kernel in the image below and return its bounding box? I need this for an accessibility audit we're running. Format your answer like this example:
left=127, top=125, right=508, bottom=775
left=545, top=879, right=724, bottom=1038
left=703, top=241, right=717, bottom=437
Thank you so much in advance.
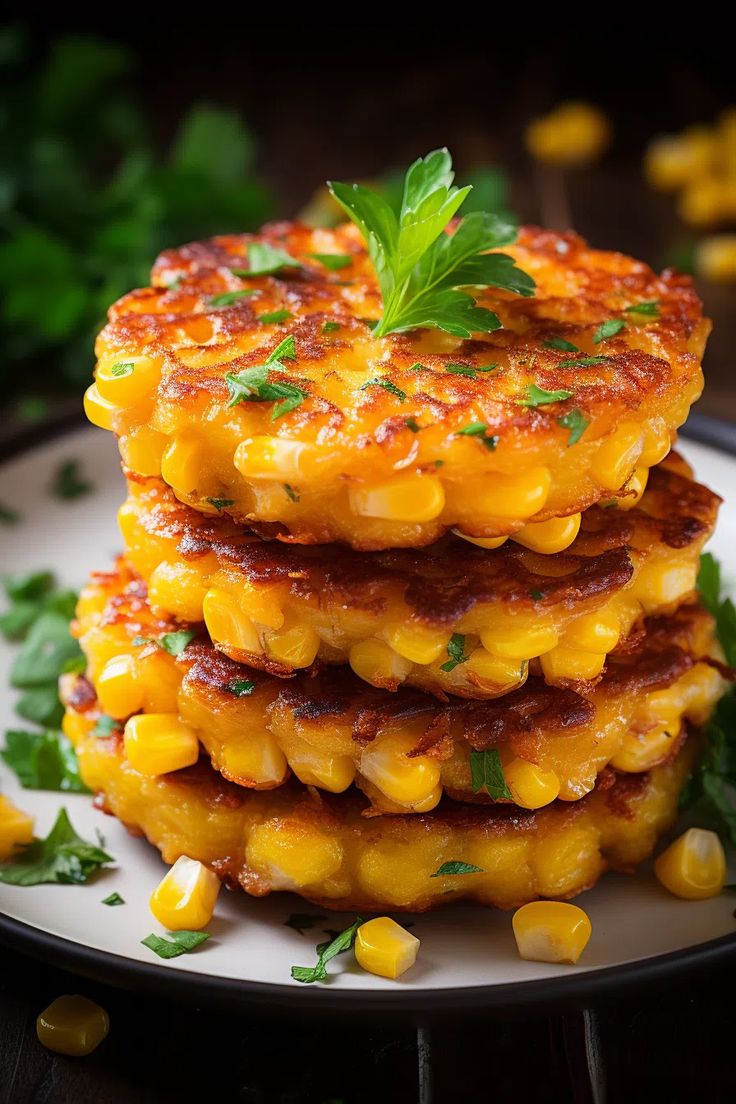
left=239, top=581, right=285, bottom=630
left=452, top=529, right=508, bottom=550
left=96, top=654, right=144, bottom=720
left=96, top=354, right=162, bottom=405
left=633, top=562, right=697, bottom=611
left=123, top=713, right=199, bottom=776
left=563, top=609, right=620, bottom=653
left=148, top=561, right=209, bottom=622
left=203, top=588, right=262, bottom=654
left=525, top=102, right=610, bottom=166
left=266, top=623, right=320, bottom=668
left=360, top=731, right=441, bottom=806
left=611, top=724, right=678, bottom=772
left=246, top=822, right=343, bottom=889
left=61, top=709, right=91, bottom=747
left=463, top=648, right=526, bottom=691
left=137, top=653, right=182, bottom=714
left=355, top=917, right=420, bottom=979
left=614, top=466, right=649, bottom=510
left=513, top=513, right=581, bottom=554
left=349, top=640, right=412, bottom=687
left=359, top=777, right=442, bottom=814
left=512, top=901, right=592, bottom=964
left=233, top=436, right=310, bottom=481
left=679, top=177, right=728, bottom=228
left=644, top=129, right=717, bottom=191
left=639, top=423, right=671, bottom=468
left=480, top=622, right=559, bottom=661
left=385, top=622, right=448, bottom=665
left=654, top=828, right=726, bottom=900
left=349, top=474, right=445, bottom=523
left=0, top=795, right=35, bottom=861
left=504, top=759, right=560, bottom=809
left=289, top=751, right=356, bottom=793
left=83, top=383, right=116, bottom=431
left=475, top=466, right=551, bottom=520
left=161, top=436, right=204, bottom=498
left=119, top=426, right=167, bottom=477
left=540, top=646, right=606, bottom=682
left=696, top=235, right=736, bottom=283
left=149, top=854, right=221, bottom=930
left=591, top=422, right=644, bottom=491
left=218, top=731, right=288, bottom=788
left=36, top=996, right=109, bottom=1057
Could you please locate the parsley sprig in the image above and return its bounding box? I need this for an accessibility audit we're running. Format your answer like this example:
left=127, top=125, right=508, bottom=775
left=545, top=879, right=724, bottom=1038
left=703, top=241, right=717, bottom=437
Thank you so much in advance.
left=469, top=749, right=512, bottom=800
left=329, top=149, right=534, bottom=338
left=225, top=335, right=306, bottom=419
left=0, top=807, right=112, bottom=886
left=291, top=916, right=363, bottom=984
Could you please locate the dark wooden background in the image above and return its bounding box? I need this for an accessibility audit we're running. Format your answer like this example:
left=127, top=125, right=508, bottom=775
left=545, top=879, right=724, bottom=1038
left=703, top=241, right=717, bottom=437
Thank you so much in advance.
left=2, top=23, right=736, bottom=1102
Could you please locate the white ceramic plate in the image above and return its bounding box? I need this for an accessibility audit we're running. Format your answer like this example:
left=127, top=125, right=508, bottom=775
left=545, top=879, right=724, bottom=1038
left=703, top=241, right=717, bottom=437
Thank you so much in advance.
left=1, top=423, right=735, bottom=1013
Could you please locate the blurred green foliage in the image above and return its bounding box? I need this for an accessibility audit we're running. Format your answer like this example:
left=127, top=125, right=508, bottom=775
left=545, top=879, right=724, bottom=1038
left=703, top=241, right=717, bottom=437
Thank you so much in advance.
left=0, top=25, right=272, bottom=389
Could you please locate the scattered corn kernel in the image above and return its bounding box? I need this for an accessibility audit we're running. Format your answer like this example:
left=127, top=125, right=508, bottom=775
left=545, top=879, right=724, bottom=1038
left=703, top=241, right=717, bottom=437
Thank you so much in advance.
left=481, top=621, right=559, bottom=661
left=83, top=383, right=116, bottom=431
left=349, top=474, right=445, bottom=523
left=355, top=917, right=420, bottom=979
left=160, top=436, right=204, bottom=498
left=119, top=426, right=168, bottom=477
left=245, top=822, right=343, bottom=889
left=504, top=759, right=560, bottom=809
left=654, top=827, right=726, bottom=900
left=540, top=646, right=606, bottom=683
left=644, top=130, right=717, bottom=192
left=513, top=513, right=581, bottom=554
left=639, top=423, right=671, bottom=468
left=239, top=581, right=285, bottom=630
left=696, top=235, right=736, bottom=283
left=611, top=724, right=678, bottom=772
left=218, top=730, right=288, bottom=787
left=123, top=713, right=200, bottom=776
left=360, top=731, right=441, bottom=806
left=96, top=354, right=162, bottom=405
left=475, top=466, right=551, bottom=520
left=233, top=436, right=310, bottom=481
left=614, top=466, right=649, bottom=510
left=96, top=654, right=144, bottom=720
left=148, top=561, right=209, bottom=623
left=289, top=751, right=356, bottom=793
left=36, top=996, right=109, bottom=1057
left=385, top=622, right=448, bottom=665
left=512, top=901, right=592, bottom=964
left=349, top=639, right=412, bottom=687
left=150, top=854, right=221, bottom=930
left=633, top=562, right=697, bottom=610
left=203, top=588, right=262, bottom=654
left=563, top=609, right=620, bottom=654
left=679, top=177, right=729, bottom=228
left=525, top=102, right=610, bottom=166
left=266, top=623, right=320, bottom=668
left=464, top=648, right=526, bottom=691
left=0, top=795, right=34, bottom=861
left=591, top=422, right=644, bottom=491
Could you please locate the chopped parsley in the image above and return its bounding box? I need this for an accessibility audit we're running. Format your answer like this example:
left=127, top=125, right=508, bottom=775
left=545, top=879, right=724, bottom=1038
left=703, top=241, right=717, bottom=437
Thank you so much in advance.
left=431, top=861, right=485, bottom=877
left=51, top=459, right=93, bottom=500
left=309, top=253, right=352, bottom=271
left=405, top=417, right=421, bottom=433
left=519, top=384, right=573, bottom=408
left=543, top=336, right=579, bottom=353
left=446, top=363, right=476, bottom=378
left=209, top=290, right=257, bottom=308
left=142, top=930, right=210, bottom=960
left=557, top=409, right=590, bottom=446
left=291, top=916, right=363, bottom=984
left=1, top=729, right=89, bottom=793
left=360, top=378, right=407, bottom=402
left=321, top=321, right=341, bottom=334
left=110, top=361, right=134, bottom=378
left=440, top=633, right=469, bottom=673
left=226, top=678, right=255, bottom=697
left=456, top=422, right=498, bottom=450
left=408, top=362, right=426, bottom=371
left=225, top=335, right=305, bottom=419
left=102, top=892, right=125, bottom=906
left=592, top=319, right=625, bottom=344
left=232, top=241, right=300, bottom=278
left=205, top=497, right=235, bottom=511
left=284, top=912, right=327, bottom=935
left=283, top=484, right=300, bottom=502
left=624, top=300, right=660, bottom=317
left=131, top=630, right=196, bottom=656
left=557, top=356, right=611, bottom=369
left=529, top=589, right=546, bottom=601
left=258, top=309, right=293, bottom=324
left=91, top=715, right=120, bottom=738
left=0, top=807, right=112, bottom=886
left=469, top=749, right=512, bottom=800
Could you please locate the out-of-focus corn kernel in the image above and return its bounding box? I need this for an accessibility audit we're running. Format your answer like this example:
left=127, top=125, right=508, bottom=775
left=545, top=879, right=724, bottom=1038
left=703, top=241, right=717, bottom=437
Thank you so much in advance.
left=591, top=422, right=644, bottom=491
left=512, top=901, right=592, bottom=964
left=233, top=436, right=309, bottom=481
left=36, top=996, right=109, bottom=1057
left=481, top=621, right=559, bottom=661
left=633, top=562, right=697, bottom=611
left=266, top=623, right=320, bottom=668
left=355, top=917, right=420, bottom=979
left=540, top=645, right=606, bottom=683
left=360, top=731, right=441, bottom=806
left=504, top=759, right=560, bottom=809
left=696, top=235, right=736, bottom=283
left=239, top=581, right=285, bottom=630
left=610, top=723, right=678, bottom=772
left=349, top=640, right=412, bottom=687
left=62, top=710, right=91, bottom=747
left=385, top=622, right=448, bottom=665
left=289, top=751, right=356, bottom=793
left=0, top=795, right=34, bottom=861
left=123, top=713, right=199, bottom=776
left=96, top=654, right=144, bottom=720
left=464, top=648, right=526, bottom=691
left=349, top=474, right=445, bottom=523
left=644, top=129, right=717, bottom=191
left=96, top=354, right=162, bottom=405
left=679, top=177, right=728, bottom=227
left=475, top=466, right=551, bottom=520
left=514, top=514, right=581, bottom=555
left=148, top=561, right=209, bottom=623
left=83, top=383, right=116, bottom=431
left=245, top=822, right=343, bottom=889
left=219, top=732, right=288, bottom=787
left=639, top=423, right=671, bottom=468
left=119, top=426, right=167, bottom=477
left=654, top=828, right=726, bottom=900
left=525, top=102, right=610, bottom=166
left=203, top=588, right=262, bottom=653
left=451, top=530, right=508, bottom=549
left=137, top=653, right=181, bottom=714
left=149, top=854, right=221, bottom=930
left=614, top=466, right=649, bottom=510
left=161, top=436, right=204, bottom=498
left=563, top=609, right=620, bottom=654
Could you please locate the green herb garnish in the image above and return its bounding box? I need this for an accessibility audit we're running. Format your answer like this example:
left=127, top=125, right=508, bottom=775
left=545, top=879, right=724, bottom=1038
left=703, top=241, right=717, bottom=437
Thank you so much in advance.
left=205, top=497, right=235, bottom=511
left=0, top=807, right=112, bottom=886
left=91, top=715, right=120, bottom=738
left=232, top=241, right=299, bottom=278
left=309, top=253, right=352, bottom=271
left=440, top=633, right=469, bottom=673
left=456, top=422, right=498, bottom=450
left=592, top=319, right=625, bottom=344
left=329, top=149, right=534, bottom=338
left=258, top=309, right=293, bottom=324
left=408, top=362, right=426, bottom=371
left=529, top=589, right=546, bottom=601
left=225, top=335, right=305, bottom=419
left=321, top=321, right=341, bottom=334
left=624, top=301, right=660, bottom=317
left=285, top=912, right=327, bottom=934
left=102, top=892, right=125, bottom=906
left=110, top=361, right=134, bottom=378
left=431, top=861, right=485, bottom=877
left=51, top=459, right=93, bottom=500
left=543, top=336, right=579, bottom=353
left=1, top=730, right=89, bottom=793
left=142, top=930, right=210, bottom=959
left=291, top=916, right=363, bottom=984
left=557, top=409, right=589, bottom=446
left=209, top=290, right=257, bottom=308
left=557, top=356, right=611, bottom=369
left=131, top=631, right=196, bottom=657
left=283, top=484, right=300, bottom=503
left=469, top=749, right=512, bottom=799
left=360, top=378, right=407, bottom=402
left=226, top=678, right=255, bottom=697
left=405, top=417, right=421, bottom=433
left=519, top=384, right=573, bottom=408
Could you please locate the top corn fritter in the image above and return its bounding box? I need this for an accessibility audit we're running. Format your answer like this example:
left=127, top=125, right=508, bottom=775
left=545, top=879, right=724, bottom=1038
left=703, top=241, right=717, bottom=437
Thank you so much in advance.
left=85, top=155, right=709, bottom=551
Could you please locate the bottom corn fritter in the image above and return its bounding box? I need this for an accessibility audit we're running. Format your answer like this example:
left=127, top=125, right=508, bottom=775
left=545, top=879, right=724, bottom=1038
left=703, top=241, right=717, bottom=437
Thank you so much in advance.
left=59, top=694, right=697, bottom=912
left=69, top=560, right=725, bottom=813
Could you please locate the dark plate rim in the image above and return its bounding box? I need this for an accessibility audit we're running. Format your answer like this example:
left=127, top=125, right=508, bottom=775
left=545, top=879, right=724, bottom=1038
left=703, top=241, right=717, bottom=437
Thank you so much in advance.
left=1, top=410, right=735, bottom=1016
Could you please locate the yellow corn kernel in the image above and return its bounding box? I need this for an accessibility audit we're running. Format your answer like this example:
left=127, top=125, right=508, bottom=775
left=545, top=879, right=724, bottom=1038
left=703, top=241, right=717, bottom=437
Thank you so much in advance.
left=219, top=732, right=288, bottom=788
left=137, top=653, right=182, bottom=714
left=513, top=513, right=581, bottom=554
left=161, top=435, right=205, bottom=498
left=591, top=422, right=645, bottom=491
left=614, top=466, right=649, bottom=510
left=0, top=795, right=35, bottom=861
left=696, top=235, right=736, bottom=283
left=540, top=646, right=606, bottom=682
left=504, top=759, right=560, bottom=809
left=359, top=778, right=442, bottom=814
left=679, top=177, right=728, bottom=228
left=245, top=822, right=343, bottom=890
left=149, top=855, right=221, bottom=930
left=526, top=102, right=610, bottom=166
left=563, top=608, right=621, bottom=654
left=644, top=130, right=717, bottom=191
left=119, top=426, right=168, bottom=477
left=83, top=383, right=116, bottom=431
left=384, top=622, right=448, bottom=665
left=349, top=474, right=445, bottom=523
left=233, top=436, right=310, bottom=481
left=96, top=654, right=144, bottom=720
left=349, top=640, right=412, bottom=687
left=452, top=529, right=508, bottom=550
left=639, top=423, right=671, bottom=468
left=96, top=354, right=162, bottom=405
left=480, top=622, right=559, bottom=661
left=123, top=713, right=199, bottom=776
left=289, top=751, right=356, bottom=793
left=203, top=588, right=262, bottom=654
left=654, top=828, right=726, bottom=900
left=360, top=731, right=441, bottom=806
left=610, top=724, right=678, bottom=772
left=266, top=623, right=320, bottom=668
left=475, top=466, right=551, bottom=520
left=512, top=901, right=592, bottom=964
left=148, top=561, right=209, bottom=623
left=61, top=709, right=92, bottom=747
left=36, top=996, right=109, bottom=1057
left=355, top=917, right=420, bottom=980
left=463, top=648, right=527, bottom=691
left=239, top=581, right=285, bottom=630
left=633, top=562, right=697, bottom=611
